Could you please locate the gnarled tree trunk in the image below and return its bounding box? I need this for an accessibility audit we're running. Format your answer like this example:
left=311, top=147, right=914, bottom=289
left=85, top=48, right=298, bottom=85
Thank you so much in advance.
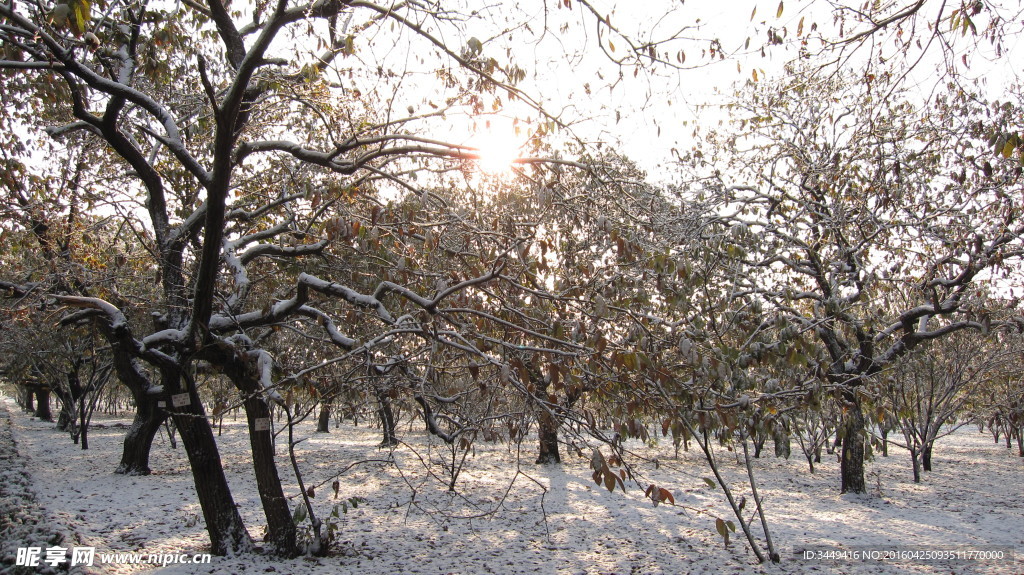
left=116, top=396, right=166, bottom=475
left=34, top=387, right=53, bottom=421
left=532, top=378, right=561, bottom=465
left=168, top=367, right=252, bottom=555
left=376, top=389, right=398, bottom=447
left=222, top=358, right=297, bottom=557
left=316, top=397, right=332, bottom=433
left=22, top=386, right=34, bottom=412
left=839, top=390, right=866, bottom=494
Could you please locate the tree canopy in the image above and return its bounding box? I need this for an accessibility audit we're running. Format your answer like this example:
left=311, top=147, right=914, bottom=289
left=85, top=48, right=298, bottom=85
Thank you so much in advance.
left=2, top=0, right=1022, bottom=563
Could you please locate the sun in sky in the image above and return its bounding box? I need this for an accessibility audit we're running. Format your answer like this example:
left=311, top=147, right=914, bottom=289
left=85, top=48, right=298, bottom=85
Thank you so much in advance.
left=468, top=118, right=526, bottom=174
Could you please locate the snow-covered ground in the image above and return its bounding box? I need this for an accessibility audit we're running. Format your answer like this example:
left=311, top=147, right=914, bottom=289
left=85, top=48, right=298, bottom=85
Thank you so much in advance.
left=2, top=395, right=1021, bottom=575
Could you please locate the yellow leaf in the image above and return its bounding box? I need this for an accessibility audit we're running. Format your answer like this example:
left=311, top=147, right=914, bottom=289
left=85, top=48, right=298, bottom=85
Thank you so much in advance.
left=777, top=1, right=784, bottom=18
left=1003, top=139, right=1016, bottom=159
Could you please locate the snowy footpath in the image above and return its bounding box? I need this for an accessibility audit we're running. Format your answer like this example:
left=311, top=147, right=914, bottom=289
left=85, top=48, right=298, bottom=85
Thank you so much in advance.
left=1, top=402, right=79, bottom=575
left=2, top=395, right=1022, bottom=575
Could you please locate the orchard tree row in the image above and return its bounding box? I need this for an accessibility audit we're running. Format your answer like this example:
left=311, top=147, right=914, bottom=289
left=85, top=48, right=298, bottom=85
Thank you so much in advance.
left=2, top=0, right=1023, bottom=563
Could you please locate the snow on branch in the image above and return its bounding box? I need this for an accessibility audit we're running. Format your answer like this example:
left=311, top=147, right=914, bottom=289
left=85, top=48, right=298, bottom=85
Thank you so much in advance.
left=53, top=295, right=178, bottom=374
left=295, top=306, right=357, bottom=349
left=232, top=220, right=293, bottom=248
left=252, top=349, right=285, bottom=405
left=142, top=329, right=188, bottom=348
left=52, top=295, right=129, bottom=332
left=373, top=259, right=506, bottom=314
left=238, top=240, right=329, bottom=265
left=875, top=320, right=985, bottom=368
left=44, top=121, right=99, bottom=138
left=297, top=273, right=395, bottom=323
left=226, top=192, right=305, bottom=224
left=0, top=5, right=207, bottom=187
left=222, top=238, right=250, bottom=312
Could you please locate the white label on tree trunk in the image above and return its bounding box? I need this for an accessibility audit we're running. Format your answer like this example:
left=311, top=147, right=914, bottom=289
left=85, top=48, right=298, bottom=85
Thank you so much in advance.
left=157, top=401, right=166, bottom=408
left=254, top=418, right=272, bottom=431
left=171, top=393, right=191, bottom=407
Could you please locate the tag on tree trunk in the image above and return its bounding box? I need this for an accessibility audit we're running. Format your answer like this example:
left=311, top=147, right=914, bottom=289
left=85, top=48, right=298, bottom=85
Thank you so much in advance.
left=157, top=401, right=166, bottom=408
left=171, top=393, right=191, bottom=407
left=254, top=417, right=272, bottom=431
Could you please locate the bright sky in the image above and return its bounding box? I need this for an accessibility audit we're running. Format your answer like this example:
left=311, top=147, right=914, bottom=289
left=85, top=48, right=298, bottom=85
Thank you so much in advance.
left=418, top=0, right=1024, bottom=182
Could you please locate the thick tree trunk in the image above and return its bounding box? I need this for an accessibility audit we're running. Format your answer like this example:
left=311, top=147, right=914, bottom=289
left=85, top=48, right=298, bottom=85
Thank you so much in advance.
left=116, top=395, right=165, bottom=475
left=772, top=428, right=790, bottom=459
left=376, top=390, right=398, bottom=447
left=534, top=385, right=561, bottom=465
left=103, top=339, right=167, bottom=474
left=224, top=360, right=298, bottom=557
left=839, top=391, right=866, bottom=494
left=167, top=368, right=252, bottom=556
left=171, top=404, right=252, bottom=553
left=922, top=445, right=933, bottom=472
left=239, top=390, right=297, bottom=555
left=880, top=428, right=889, bottom=457
left=34, top=387, right=53, bottom=421
left=532, top=382, right=561, bottom=465
left=59, top=371, right=82, bottom=434
left=23, top=387, right=34, bottom=412
left=910, top=448, right=922, bottom=483
left=536, top=410, right=561, bottom=465
left=526, top=359, right=561, bottom=465
left=56, top=391, right=74, bottom=433
left=316, top=398, right=332, bottom=433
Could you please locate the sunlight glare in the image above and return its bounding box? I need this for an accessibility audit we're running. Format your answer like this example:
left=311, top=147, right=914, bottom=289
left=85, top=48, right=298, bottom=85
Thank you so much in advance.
left=470, top=120, right=525, bottom=175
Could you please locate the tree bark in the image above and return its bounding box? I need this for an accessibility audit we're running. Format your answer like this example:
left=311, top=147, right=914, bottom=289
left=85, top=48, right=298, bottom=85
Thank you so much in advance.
left=56, top=388, right=74, bottom=433
left=316, top=398, right=332, bottom=433
left=376, top=389, right=398, bottom=447
left=839, top=391, right=866, bottom=494
left=34, top=387, right=53, bottom=421
left=223, top=359, right=298, bottom=557
left=922, top=444, right=933, bottom=472
left=535, top=410, right=561, bottom=465
left=534, top=382, right=561, bottom=465
left=167, top=368, right=252, bottom=555
left=525, top=359, right=561, bottom=465
left=116, top=394, right=166, bottom=475
left=79, top=400, right=89, bottom=450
